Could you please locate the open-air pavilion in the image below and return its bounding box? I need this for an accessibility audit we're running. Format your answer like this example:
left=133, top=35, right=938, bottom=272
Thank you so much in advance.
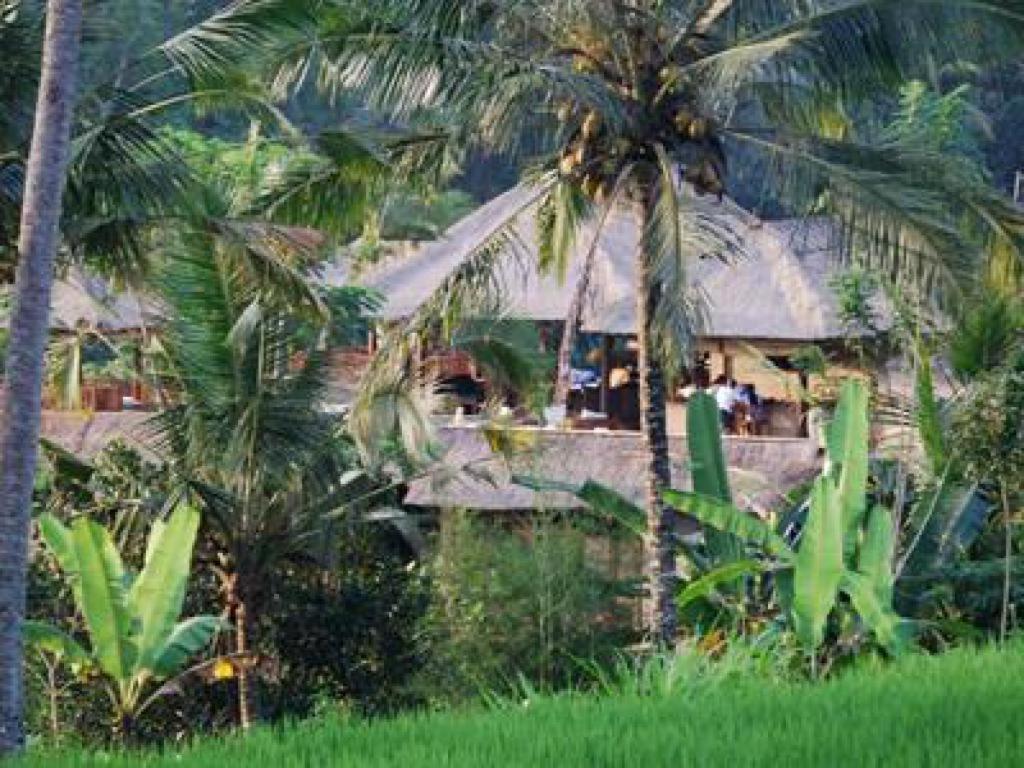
left=328, top=184, right=890, bottom=438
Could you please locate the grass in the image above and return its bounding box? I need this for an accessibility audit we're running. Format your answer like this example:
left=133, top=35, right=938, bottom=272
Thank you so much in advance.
left=21, top=643, right=1024, bottom=767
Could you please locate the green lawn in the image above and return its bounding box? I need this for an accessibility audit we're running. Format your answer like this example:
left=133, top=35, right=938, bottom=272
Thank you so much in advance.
left=23, top=643, right=1024, bottom=767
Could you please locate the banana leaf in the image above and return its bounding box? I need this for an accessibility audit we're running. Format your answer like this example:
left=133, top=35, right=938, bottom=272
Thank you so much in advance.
left=38, top=514, right=84, bottom=608
left=512, top=475, right=646, bottom=537
left=577, top=480, right=646, bottom=537
left=70, top=519, right=137, bottom=680
left=686, top=393, right=744, bottom=563
left=129, top=505, right=201, bottom=672
left=858, top=504, right=896, bottom=606
left=841, top=571, right=913, bottom=656
left=150, top=616, right=227, bottom=679
left=23, top=621, right=93, bottom=672
left=792, top=477, right=843, bottom=651
left=825, top=380, right=869, bottom=559
left=901, top=480, right=992, bottom=577
left=663, top=490, right=792, bottom=560
left=677, top=559, right=762, bottom=610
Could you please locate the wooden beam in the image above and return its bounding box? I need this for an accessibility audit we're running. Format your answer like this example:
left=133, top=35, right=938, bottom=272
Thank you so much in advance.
left=599, top=334, right=612, bottom=414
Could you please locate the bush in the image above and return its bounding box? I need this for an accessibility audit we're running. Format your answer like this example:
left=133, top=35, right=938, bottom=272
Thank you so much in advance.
left=27, top=443, right=430, bottom=744
left=259, top=525, right=429, bottom=719
left=413, top=510, right=635, bottom=704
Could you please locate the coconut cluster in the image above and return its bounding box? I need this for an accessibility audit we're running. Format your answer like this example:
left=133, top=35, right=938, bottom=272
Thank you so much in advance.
left=554, top=27, right=726, bottom=202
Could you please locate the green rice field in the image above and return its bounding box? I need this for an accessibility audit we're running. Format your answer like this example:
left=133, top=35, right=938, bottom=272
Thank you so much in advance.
left=22, top=643, right=1024, bottom=767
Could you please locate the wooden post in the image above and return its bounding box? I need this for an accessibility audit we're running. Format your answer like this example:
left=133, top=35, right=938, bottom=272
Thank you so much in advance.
left=798, top=370, right=810, bottom=438
left=722, top=341, right=735, bottom=381
left=599, top=334, right=612, bottom=414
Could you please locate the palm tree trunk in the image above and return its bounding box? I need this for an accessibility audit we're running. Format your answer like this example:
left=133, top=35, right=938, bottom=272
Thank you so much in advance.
left=224, top=566, right=258, bottom=730
left=234, top=598, right=257, bottom=729
left=0, top=0, right=82, bottom=755
left=1000, top=483, right=1013, bottom=645
left=633, top=189, right=678, bottom=646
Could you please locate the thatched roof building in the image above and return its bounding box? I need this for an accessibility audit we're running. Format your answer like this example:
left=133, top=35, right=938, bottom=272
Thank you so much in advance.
left=326, top=184, right=888, bottom=343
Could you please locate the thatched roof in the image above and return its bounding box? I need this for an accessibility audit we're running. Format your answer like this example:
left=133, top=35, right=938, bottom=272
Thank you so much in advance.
left=405, top=425, right=821, bottom=513
left=50, top=271, right=160, bottom=332
left=36, top=411, right=155, bottom=458
left=328, top=185, right=889, bottom=341
left=0, top=269, right=159, bottom=333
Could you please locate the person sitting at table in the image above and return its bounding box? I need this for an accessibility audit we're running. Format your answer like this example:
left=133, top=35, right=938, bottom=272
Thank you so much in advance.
left=713, top=375, right=738, bottom=432
left=609, top=364, right=632, bottom=388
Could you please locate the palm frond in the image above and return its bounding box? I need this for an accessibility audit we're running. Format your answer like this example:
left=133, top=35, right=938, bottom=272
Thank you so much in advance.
left=274, top=0, right=624, bottom=158
left=206, top=217, right=328, bottom=321
left=150, top=245, right=337, bottom=510
left=251, top=127, right=390, bottom=239
left=349, top=178, right=555, bottom=462
left=156, top=0, right=316, bottom=86
left=450, top=317, right=547, bottom=395
left=64, top=89, right=191, bottom=282
left=647, top=148, right=745, bottom=374
left=536, top=179, right=590, bottom=283
left=725, top=129, right=1024, bottom=308
left=948, top=294, right=1024, bottom=383
left=347, top=355, right=439, bottom=471
left=696, top=0, right=1024, bottom=103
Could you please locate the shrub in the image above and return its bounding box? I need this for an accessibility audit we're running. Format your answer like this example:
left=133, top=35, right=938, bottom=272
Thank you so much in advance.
left=413, top=510, right=635, bottom=704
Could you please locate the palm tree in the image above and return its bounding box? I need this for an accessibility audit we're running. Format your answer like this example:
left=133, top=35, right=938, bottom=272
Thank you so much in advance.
left=0, top=0, right=319, bottom=286
left=149, top=235, right=369, bottom=728
left=0, top=0, right=83, bottom=755
left=275, top=0, right=1024, bottom=645
left=0, top=0, right=324, bottom=744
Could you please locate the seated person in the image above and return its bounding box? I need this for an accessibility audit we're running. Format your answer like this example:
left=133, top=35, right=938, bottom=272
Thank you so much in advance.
left=609, top=365, right=631, bottom=388
left=740, top=383, right=771, bottom=434
left=713, top=375, right=738, bottom=431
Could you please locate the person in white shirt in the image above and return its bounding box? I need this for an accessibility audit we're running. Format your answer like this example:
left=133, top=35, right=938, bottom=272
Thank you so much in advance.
left=713, top=376, right=738, bottom=431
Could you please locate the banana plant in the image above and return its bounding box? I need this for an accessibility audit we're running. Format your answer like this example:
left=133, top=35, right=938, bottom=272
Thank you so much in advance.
left=887, top=335, right=994, bottom=612
left=25, top=505, right=225, bottom=738
left=667, top=380, right=912, bottom=657
left=686, top=392, right=744, bottom=564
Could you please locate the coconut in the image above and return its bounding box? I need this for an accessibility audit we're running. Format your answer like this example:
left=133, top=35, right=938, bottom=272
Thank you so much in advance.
left=659, top=65, right=681, bottom=84
left=674, top=109, right=694, bottom=135
left=688, top=117, right=710, bottom=141
left=582, top=110, right=602, bottom=139
left=572, top=55, right=595, bottom=74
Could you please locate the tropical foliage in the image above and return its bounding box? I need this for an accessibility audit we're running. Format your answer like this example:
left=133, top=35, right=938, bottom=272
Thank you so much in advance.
left=25, top=505, right=222, bottom=739
left=3, top=0, right=1024, bottom=759
left=267, top=0, right=1024, bottom=644
left=668, top=381, right=910, bottom=660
